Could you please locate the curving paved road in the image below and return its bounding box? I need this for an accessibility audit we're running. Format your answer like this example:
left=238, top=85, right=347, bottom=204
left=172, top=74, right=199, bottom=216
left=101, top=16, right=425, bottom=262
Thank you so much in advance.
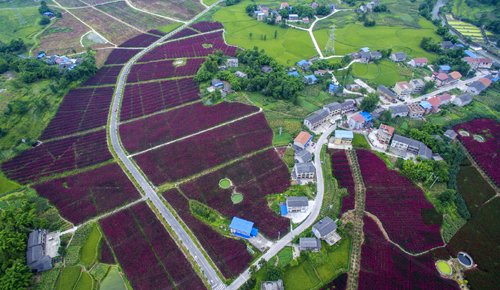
left=226, top=124, right=336, bottom=290
left=108, top=1, right=226, bottom=289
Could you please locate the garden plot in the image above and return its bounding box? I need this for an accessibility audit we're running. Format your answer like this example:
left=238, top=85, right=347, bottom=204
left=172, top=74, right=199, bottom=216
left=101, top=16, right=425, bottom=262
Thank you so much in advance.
left=39, top=86, right=114, bottom=139
left=104, top=48, right=141, bottom=65
left=1, top=130, right=112, bottom=184
left=359, top=215, right=459, bottom=290
left=96, top=1, right=175, bottom=32
left=127, top=0, right=204, bottom=21
left=32, top=163, right=141, bottom=225
left=126, top=58, right=204, bottom=83
left=356, top=150, right=444, bottom=253
left=328, top=150, right=355, bottom=215
left=35, top=12, right=90, bottom=55
left=118, top=33, right=160, bottom=48
left=163, top=188, right=253, bottom=279
left=100, top=202, right=207, bottom=289
left=167, top=28, right=199, bottom=40
left=70, top=7, right=142, bottom=45
left=454, top=118, right=500, bottom=186
left=134, top=113, right=273, bottom=185
left=179, top=149, right=290, bottom=239
left=82, top=65, right=123, bottom=87
left=119, top=101, right=259, bottom=153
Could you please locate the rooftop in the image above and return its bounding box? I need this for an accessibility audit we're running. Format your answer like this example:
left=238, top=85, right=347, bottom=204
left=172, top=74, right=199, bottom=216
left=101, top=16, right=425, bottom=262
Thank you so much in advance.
left=412, top=57, right=428, bottom=63
left=335, top=130, right=354, bottom=139
left=304, top=74, right=318, bottom=82
left=313, top=216, right=338, bottom=236
left=420, top=101, right=433, bottom=109
left=380, top=124, right=395, bottom=135
left=300, top=237, right=321, bottom=249
left=360, top=111, right=373, bottom=122
left=350, top=114, right=365, bottom=123
left=392, top=105, right=409, bottom=113
left=396, top=81, right=411, bottom=90
left=229, top=217, right=254, bottom=234
left=288, top=71, right=299, bottom=77
left=427, top=97, right=441, bottom=107
left=294, top=131, right=313, bottom=146
left=295, top=162, right=315, bottom=174
left=287, top=196, right=309, bottom=207
left=448, top=71, right=462, bottom=80
left=456, top=93, right=472, bottom=102
left=439, top=65, right=451, bottom=70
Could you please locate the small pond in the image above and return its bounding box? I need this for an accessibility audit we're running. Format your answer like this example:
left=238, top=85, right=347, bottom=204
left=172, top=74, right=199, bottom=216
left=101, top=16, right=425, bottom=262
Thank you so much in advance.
left=458, top=252, right=473, bottom=267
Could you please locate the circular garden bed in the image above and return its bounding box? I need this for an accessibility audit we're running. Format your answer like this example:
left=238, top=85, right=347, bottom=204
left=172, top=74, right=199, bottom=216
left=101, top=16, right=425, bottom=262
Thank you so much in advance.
left=231, top=193, right=243, bottom=203
left=436, top=260, right=453, bottom=276
left=458, top=130, right=470, bottom=137
left=219, top=178, right=231, bottom=188
left=457, top=252, right=473, bottom=267
left=473, top=134, right=485, bottom=142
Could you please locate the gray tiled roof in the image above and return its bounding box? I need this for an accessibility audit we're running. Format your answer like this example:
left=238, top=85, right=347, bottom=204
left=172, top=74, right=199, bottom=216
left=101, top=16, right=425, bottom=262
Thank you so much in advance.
left=300, top=237, right=321, bottom=249
left=341, top=100, right=355, bottom=108
left=370, top=51, right=382, bottom=58
left=287, top=196, right=309, bottom=207
left=469, top=81, right=485, bottom=91
left=323, top=102, right=341, bottom=112
left=392, top=52, right=406, bottom=60
left=417, top=141, right=433, bottom=159
left=392, top=134, right=411, bottom=145
left=378, top=85, right=396, bottom=97
left=27, top=245, right=44, bottom=265
left=28, top=231, right=41, bottom=248
left=361, top=51, right=371, bottom=59
left=313, top=216, right=337, bottom=236
left=444, top=129, right=458, bottom=140
left=295, top=150, right=312, bottom=163
left=295, top=162, right=315, bottom=174
left=28, top=255, right=52, bottom=272
left=456, top=93, right=472, bottom=102
left=305, top=109, right=329, bottom=124
left=392, top=105, right=409, bottom=114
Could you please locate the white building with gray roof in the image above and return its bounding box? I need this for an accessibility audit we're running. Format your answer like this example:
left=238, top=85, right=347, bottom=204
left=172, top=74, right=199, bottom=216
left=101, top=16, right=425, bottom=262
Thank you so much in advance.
left=391, top=105, right=409, bottom=118
left=26, top=229, right=52, bottom=272
left=293, top=162, right=315, bottom=179
left=323, top=102, right=342, bottom=117
left=295, top=150, right=312, bottom=163
left=390, top=134, right=433, bottom=160
left=312, top=217, right=341, bottom=245
left=299, top=237, right=322, bottom=252
left=304, top=109, right=330, bottom=130
left=453, top=93, right=473, bottom=107
left=390, top=52, right=407, bottom=62
left=286, top=196, right=309, bottom=212
left=444, top=130, right=458, bottom=142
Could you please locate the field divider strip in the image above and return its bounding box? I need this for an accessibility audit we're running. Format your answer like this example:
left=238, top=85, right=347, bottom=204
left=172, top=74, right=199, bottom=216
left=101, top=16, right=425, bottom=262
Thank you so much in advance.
left=127, top=107, right=263, bottom=158
left=123, top=0, right=186, bottom=23
left=157, top=28, right=225, bottom=45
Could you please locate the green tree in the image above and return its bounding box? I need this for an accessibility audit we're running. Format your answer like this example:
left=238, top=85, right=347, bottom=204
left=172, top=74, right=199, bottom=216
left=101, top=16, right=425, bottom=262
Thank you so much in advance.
left=359, top=94, right=379, bottom=112
left=0, top=260, right=31, bottom=290
left=266, top=266, right=283, bottom=281
left=249, top=32, right=252, bottom=39
left=421, top=81, right=435, bottom=94
left=274, top=29, right=277, bottom=39
left=39, top=15, right=50, bottom=25
left=0, top=58, right=8, bottom=74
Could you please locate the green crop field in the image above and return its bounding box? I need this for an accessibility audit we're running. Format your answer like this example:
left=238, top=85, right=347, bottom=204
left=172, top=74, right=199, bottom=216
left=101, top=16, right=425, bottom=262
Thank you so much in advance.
left=327, top=236, right=351, bottom=270
left=74, top=271, right=93, bottom=290
left=79, top=225, right=101, bottom=266
left=0, top=171, right=20, bottom=194
left=314, top=18, right=440, bottom=61
left=100, top=267, right=127, bottom=290
left=213, top=1, right=317, bottom=65
left=284, top=261, right=321, bottom=290
left=316, top=262, right=336, bottom=283
left=0, top=7, right=45, bottom=49
left=55, top=266, right=82, bottom=290
left=90, top=263, right=110, bottom=282
left=277, top=247, right=293, bottom=268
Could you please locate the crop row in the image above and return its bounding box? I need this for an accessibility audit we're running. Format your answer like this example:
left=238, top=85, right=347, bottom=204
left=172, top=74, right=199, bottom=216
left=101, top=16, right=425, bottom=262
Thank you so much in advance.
left=356, top=150, right=443, bottom=253
left=104, top=49, right=141, bottom=65
left=359, top=215, right=459, bottom=290
left=126, top=58, right=205, bottom=83
left=32, top=162, right=141, bottom=225
left=40, top=86, right=114, bottom=140
left=120, top=78, right=199, bottom=121
left=191, top=21, right=224, bottom=33
left=100, top=202, right=207, bottom=289
left=180, top=149, right=290, bottom=239
left=168, top=28, right=198, bottom=40
left=119, top=33, right=160, bottom=48
left=148, top=29, right=165, bottom=36
left=328, top=150, right=355, bottom=215
left=139, top=31, right=237, bottom=62
left=2, top=130, right=112, bottom=184
left=134, top=113, right=273, bottom=185
left=454, top=118, right=500, bottom=186
left=163, top=188, right=253, bottom=279
left=119, top=101, right=259, bottom=153
left=99, top=240, right=115, bottom=264
left=82, top=65, right=123, bottom=87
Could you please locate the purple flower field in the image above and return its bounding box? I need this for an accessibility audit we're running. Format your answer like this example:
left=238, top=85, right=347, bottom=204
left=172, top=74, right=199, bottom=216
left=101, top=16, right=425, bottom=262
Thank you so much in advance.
left=82, top=65, right=123, bottom=87
left=180, top=149, right=290, bottom=239
left=100, top=202, right=207, bottom=289
left=191, top=21, right=224, bottom=33
left=99, top=240, right=115, bottom=264
left=328, top=150, right=355, bottom=215
left=105, top=49, right=141, bottom=65
left=119, top=78, right=200, bottom=121
left=119, top=101, right=259, bottom=153
left=168, top=28, right=198, bottom=40
left=357, top=150, right=443, bottom=253
left=359, top=215, right=459, bottom=290
left=32, top=163, right=141, bottom=225
left=147, top=29, right=165, bottom=36
left=2, top=130, right=112, bottom=184
left=126, top=58, right=205, bottom=83
left=119, top=33, right=160, bottom=47
left=163, top=189, right=253, bottom=279
left=39, top=86, right=114, bottom=140
left=133, top=113, right=273, bottom=185
left=139, top=31, right=237, bottom=62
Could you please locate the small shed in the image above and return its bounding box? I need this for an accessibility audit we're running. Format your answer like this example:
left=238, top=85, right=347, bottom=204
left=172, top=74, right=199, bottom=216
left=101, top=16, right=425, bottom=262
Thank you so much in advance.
left=334, top=130, right=353, bottom=145
left=229, top=217, right=258, bottom=239
left=299, top=237, right=322, bottom=252
left=288, top=71, right=299, bottom=77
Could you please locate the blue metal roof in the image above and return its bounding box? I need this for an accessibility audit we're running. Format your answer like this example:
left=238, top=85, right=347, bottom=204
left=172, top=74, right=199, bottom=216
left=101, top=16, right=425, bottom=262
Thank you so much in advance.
left=288, top=71, right=299, bottom=77
left=297, top=60, right=308, bottom=66
left=439, top=65, right=450, bottom=70
left=329, top=84, right=340, bottom=91
left=360, top=111, right=373, bottom=122
left=234, top=232, right=250, bottom=239
left=464, top=50, right=479, bottom=58
left=250, top=228, right=258, bottom=237
left=456, top=44, right=465, bottom=48
left=361, top=47, right=370, bottom=52
left=280, top=204, right=288, bottom=215
left=229, top=217, right=254, bottom=234
left=43, top=12, right=53, bottom=15
left=254, top=10, right=262, bottom=14
left=214, top=82, right=224, bottom=87
left=304, top=75, right=317, bottom=82
left=420, top=101, right=432, bottom=109
left=335, top=130, right=353, bottom=139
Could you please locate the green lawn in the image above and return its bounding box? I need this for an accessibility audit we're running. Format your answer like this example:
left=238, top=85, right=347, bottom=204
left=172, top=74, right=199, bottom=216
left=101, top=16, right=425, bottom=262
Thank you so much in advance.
left=90, top=263, right=110, bottom=282
left=273, top=132, right=292, bottom=147
left=313, top=18, right=441, bottom=61
left=283, top=261, right=321, bottom=290
left=219, top=179, right=231, bottom=188
left=0, top=7, right=45, bottom=48
left=100, top=267, right=126, bottom=290
left=277, top=247, right=293, bottom=268
left=328, top=236, right=351, bottom=270
left=157, top=22, right=183, bottom=34
left=74, top=271, right=93, bottom=290
left=345, top=60, right=408, bottom=87
left=352, top=133, right=370, bottom=149
left=213, top=1, right=317, bottom=65
left=0, top=171, right=21, bottom=195
left=55, top=266, right=82, bottom=290
left=316, top=262, right=336, bottom=283
left=79, top=225, right=101, bottom=266
left=231, top=193, right=243, bottom=203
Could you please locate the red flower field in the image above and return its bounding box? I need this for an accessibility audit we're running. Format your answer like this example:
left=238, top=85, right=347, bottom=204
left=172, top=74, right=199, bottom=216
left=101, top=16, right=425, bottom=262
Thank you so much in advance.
left=32, top=163, right=141, bottom=225
left=99, top=240, right=115, bottom=264
left=105, top=49, right=141, bottom=65
left=162, top=188, right=253, bottom=279
left=126, top=58, right=205, bottom=83
left=133, top=113, right=273, bottom=185
left=100, top=202, right=207, bottom=289
left=359, top=215, right=459, bottom=290
left=2, top=130, right=112, bottom=184
left=180, top=149, right=290, bottom=239
left=328, top=150, right=355, bottom=215
left=356, top=150, right=443, bottom=253
left=168, top=27, right=198, bottom=40
left=119, top=101, right=259, bottom=153
left=191, top=21, right=224, bottom=33
left=118, top=33, right=160, bottom=47
left=454, top=118, right=500, bottom=186
left=82, top=65, right=123, bottom=87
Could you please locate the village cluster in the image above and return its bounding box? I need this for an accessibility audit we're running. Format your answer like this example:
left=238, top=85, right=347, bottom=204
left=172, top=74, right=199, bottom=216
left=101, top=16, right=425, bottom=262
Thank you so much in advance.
left=17, top=51, right=83, bottom=72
